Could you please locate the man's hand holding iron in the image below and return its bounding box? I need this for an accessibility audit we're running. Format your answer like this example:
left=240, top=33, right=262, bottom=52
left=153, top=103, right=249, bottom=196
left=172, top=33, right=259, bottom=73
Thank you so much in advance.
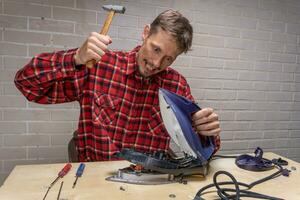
left=192, top=108, right=220, bottom=137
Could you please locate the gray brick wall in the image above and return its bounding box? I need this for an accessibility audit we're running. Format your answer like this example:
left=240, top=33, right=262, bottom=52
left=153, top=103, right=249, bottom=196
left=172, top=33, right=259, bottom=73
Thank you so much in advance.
left=0, top=0, right=299, bottom=185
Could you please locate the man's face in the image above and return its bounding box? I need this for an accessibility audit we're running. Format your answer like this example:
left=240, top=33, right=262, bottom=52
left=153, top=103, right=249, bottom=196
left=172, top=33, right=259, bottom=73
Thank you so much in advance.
left=136, top=25, right=182, bottom=77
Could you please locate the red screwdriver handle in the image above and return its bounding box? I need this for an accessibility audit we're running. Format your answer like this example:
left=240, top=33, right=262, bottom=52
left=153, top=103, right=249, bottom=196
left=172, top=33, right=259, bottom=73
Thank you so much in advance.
left=58, top=163, right=72, bottom=177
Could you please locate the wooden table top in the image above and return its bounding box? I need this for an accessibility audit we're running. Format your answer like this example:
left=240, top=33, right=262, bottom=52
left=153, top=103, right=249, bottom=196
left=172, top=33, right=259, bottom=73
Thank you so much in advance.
left=0, top=152, right=299, bottom=200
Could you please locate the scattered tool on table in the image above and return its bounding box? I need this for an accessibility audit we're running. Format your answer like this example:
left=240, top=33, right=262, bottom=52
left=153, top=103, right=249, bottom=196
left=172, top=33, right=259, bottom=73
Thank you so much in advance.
left=72, top=163, right=85, bottom=188
left=42, top=163, right=72, bottom=200
left=86, top=4, right=126, bottom=68
left=57, top=181, right=64, bottom=200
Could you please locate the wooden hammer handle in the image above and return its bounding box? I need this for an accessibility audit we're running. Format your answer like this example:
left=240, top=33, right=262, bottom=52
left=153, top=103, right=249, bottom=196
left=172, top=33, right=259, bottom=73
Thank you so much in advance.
left=86, top=11, right=115, bottom=69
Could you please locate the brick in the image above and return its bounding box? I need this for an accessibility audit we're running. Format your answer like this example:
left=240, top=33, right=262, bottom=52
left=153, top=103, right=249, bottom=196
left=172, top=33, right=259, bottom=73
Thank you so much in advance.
left=287, top=23, right=300, bottom=34
left=117, top=3, right=157, bottom=18
left=291, top=112, right=300, bottom=120
left=50, top=109, right=79, bottom=121
left=0, top=42, right=27, bottom=56
left=254, top=82, right=281, bottom=91
left=267, top=92, right=293, bottom=101
left=290, top=130, right=300, bottom=138
left=236, top=111, right=264, bottom=121
left=97, top=12, right=138, bottom=28
left=29, top=18, right=74, bottom=34
left=119, top=27, right=141, bottom=40
left=194, top=24, right=240, bottom=38
left=268, top=72, right=294, bottom=82
left=4, top=134, right=49, bottom=146
left=186, top=46, right=208, bottom=57
left=221, top=140, right=250, bottom=150
left=250, top=122, right=289, bottom=130
left=28, top=45, right=62, bottom=57
left=28, top=122, right=74, bottom=134
left=51, top=134, right=72, bottom=145
left=188, top=79, right=222, bottom=89
left=234, top=131, right=263, bottom=139
left=172, top=56, right=191, bottom=68
left=283, top=64, right=300, bottom=73
left=238, top=91, right=266, bottom=101
left=224, top=61, right=254, bottom=71
left=255, top=41, right=284, bottom=53
left=208, top=48, right=239, bottom=60
left=0, top=15, right=27, bottom=29
left=238, top=71, right=268, bottom=81
left=191, top=57, right=224, bottom=69
left=221, top=121, right=250, bottom=131
left=53, top=7, right=96, bottom=24
left=255, top=62, right=282, bottom=72
left=265, top=111, right=290, bottom=121
left=219, top=101, right=252, bottom=110
left=240, top=51, right=268, bottom=61
left=0, top=70, right=16, bottom=81
left=193, top=35, right=224, bottom=47
left=225, top=38, right=255, bottom=50
left=218, top=111, right=235, bottom=121
left=242, top=8, right=272, bottom=20
left=4, top=30, right=51, bottom=45
left=52, top=34, right=85, bottom=48
left=253, top=102, right=280, bottom=111
left=271, top=33, right=297, bottom=44
left=109, top=38, right=138, bottom=51
left=28, top=101, right=76, bottom=109
left=4, top=0, right=74, bottom=7
left=3, top=109, right=50, bottom=121
left=75, top=24, right=118, bottom=38
left=286, top=44, right=300, bottom=55
left=3, top=56, right=30, bottom=70
left=205, top=90, right=236, bottom=100
left=260, top=0, right=287, bottom=12
left=241, top=30, right=271, bottom=41
left=0, top=122, right=26, bottom=134
left=223, top=80, right=253, bottom=90
left=219, top=131, right=234, bottom=140
left=290, top=138, right=300, bottom=148
left=194, top=12, right=257, bottom=29
left=0, top=148, right=26, bottom=160
left=0, top=96, right=26, bottom=108
left=264, top=130, right=289, bottom=139
left=4, top=2, right=51, bottom=18
left=258, top=20, right=285, bottom=33
left=28, top=146, right=68, bottom=159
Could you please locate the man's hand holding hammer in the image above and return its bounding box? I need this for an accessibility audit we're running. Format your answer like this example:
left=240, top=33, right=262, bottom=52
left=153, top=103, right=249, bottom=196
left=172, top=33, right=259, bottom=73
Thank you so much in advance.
left=74, top=33, right=111, bottom=66
left=74, top=5, right=125, bottom=67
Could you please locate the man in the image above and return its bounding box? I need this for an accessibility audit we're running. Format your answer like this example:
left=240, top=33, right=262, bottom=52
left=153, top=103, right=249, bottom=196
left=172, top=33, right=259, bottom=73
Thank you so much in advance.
left=15, top=10, right=221, bottom=162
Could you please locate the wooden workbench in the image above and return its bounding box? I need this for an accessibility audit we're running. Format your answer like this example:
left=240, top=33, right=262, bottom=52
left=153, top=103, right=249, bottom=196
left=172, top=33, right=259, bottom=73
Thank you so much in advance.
left=0, top=152, right=299, bottom=199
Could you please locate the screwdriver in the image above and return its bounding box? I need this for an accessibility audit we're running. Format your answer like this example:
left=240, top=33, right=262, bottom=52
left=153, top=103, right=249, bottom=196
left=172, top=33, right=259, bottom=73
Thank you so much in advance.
left=72, top=163, right=85, bottom=188
left=43, top=163, right=72, bottom=200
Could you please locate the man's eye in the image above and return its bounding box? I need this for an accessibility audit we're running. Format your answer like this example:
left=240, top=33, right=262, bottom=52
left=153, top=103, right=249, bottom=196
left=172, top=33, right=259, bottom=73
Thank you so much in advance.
left=154, top=48, right=160, bottom=53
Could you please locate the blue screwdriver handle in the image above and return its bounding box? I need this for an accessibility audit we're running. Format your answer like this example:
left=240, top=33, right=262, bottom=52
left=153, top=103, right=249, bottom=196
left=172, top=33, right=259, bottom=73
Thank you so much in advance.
left=76, top=163, right=85, bottom=177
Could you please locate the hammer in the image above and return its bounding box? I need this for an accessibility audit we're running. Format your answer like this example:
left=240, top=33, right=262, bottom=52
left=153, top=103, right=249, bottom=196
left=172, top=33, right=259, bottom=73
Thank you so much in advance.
left=86, top=5, right=126, bottom=68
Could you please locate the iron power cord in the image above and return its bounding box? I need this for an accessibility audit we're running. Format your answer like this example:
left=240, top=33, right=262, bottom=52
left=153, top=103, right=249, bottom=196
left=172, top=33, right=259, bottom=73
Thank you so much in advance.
left=193, top=156, right=289, bottom=200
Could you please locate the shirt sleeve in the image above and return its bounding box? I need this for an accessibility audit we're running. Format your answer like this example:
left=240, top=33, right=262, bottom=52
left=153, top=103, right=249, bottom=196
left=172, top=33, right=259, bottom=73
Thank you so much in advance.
left=14, top=48, right=88, bottom=104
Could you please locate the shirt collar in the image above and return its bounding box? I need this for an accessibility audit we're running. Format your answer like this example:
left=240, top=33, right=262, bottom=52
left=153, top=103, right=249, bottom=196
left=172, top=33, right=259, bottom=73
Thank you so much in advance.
left=125, top=45, right=170, bottom=85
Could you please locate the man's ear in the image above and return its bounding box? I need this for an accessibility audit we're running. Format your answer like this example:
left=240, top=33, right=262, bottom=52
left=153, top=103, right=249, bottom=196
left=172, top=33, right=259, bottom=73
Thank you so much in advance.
left=142, top=24, right=150, bottom=41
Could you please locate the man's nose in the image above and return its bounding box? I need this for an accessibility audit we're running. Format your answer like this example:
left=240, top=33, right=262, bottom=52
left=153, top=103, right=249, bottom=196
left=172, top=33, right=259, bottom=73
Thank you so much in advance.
left=152, top=56, right=163, bottom=70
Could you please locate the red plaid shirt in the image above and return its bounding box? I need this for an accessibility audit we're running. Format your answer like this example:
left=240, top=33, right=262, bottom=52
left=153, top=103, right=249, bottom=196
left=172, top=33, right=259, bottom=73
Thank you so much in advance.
left=15, top=46, right=220, bottom=161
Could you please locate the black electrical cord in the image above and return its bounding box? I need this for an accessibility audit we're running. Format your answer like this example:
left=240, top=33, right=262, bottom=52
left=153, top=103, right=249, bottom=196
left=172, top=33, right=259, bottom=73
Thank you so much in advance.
left=193, top=156, right=289, bottom=200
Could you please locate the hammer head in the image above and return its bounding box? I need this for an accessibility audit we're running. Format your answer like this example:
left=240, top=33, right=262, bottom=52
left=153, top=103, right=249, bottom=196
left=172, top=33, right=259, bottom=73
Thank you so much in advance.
left=102, top=5, right=125, bottom=14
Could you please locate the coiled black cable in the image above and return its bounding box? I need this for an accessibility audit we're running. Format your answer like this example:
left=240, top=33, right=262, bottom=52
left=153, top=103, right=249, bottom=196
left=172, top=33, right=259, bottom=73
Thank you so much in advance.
left=193, top=156, right=288, bottom=200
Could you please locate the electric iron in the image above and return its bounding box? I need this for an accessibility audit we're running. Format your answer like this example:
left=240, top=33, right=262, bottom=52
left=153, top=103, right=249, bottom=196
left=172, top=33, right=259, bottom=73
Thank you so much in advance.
left=106, top=88, right=216, bottom=185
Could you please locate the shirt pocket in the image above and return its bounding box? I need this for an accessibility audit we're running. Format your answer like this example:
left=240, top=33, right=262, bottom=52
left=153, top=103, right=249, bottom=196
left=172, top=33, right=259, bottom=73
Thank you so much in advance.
left=92, top=93, right=121, bottom=126
left=147, top=106, right=169, bottom=137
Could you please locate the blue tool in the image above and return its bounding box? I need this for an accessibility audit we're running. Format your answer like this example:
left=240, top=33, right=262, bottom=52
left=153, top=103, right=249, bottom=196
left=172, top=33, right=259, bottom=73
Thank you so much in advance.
left=72, top=163, right=85, bottom=188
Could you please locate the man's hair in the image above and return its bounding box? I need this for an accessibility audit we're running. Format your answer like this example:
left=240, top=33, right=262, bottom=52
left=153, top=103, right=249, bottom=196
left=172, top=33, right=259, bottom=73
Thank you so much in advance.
left=150, top=9, right=193, bottom=53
